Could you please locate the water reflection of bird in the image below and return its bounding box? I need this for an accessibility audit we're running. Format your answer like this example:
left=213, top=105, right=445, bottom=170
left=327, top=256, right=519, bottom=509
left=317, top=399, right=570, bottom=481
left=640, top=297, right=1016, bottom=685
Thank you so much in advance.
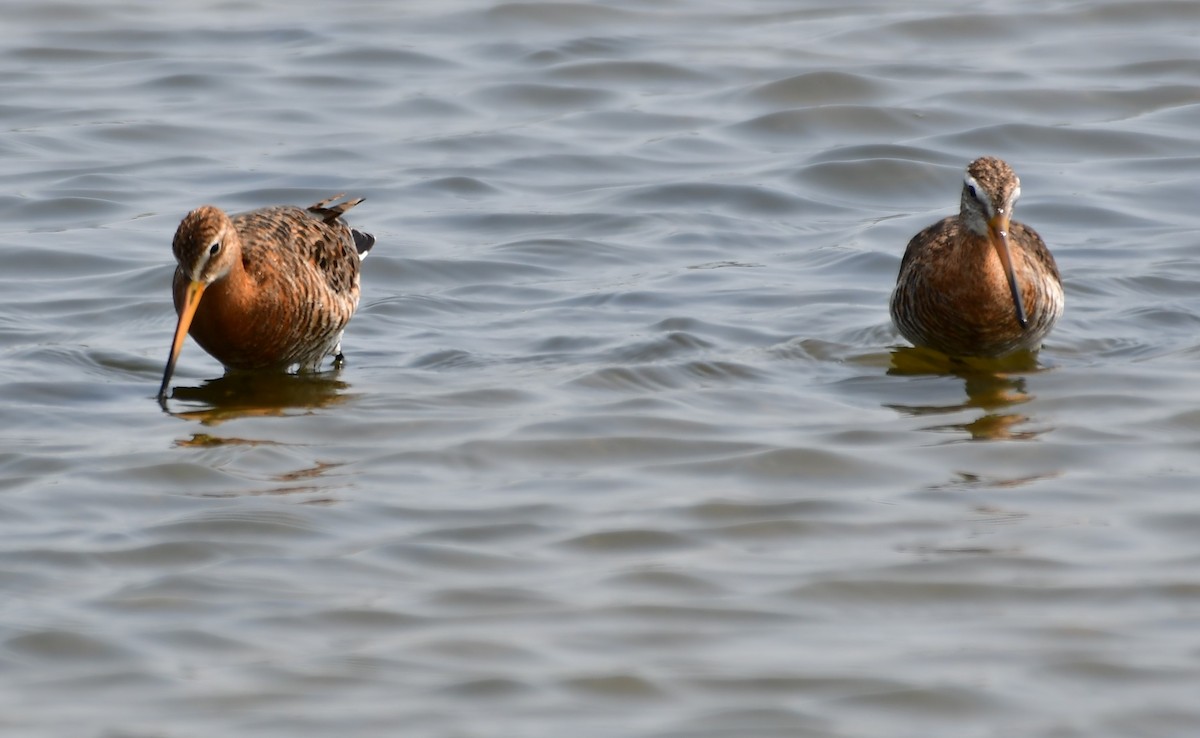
left=157, top=194, right=374, bottom=400
left=166, top=372, right=352, bottom=426
left=884, top=362, right=1048, bottom=442
left=890, top=156, right=1063, bottom=358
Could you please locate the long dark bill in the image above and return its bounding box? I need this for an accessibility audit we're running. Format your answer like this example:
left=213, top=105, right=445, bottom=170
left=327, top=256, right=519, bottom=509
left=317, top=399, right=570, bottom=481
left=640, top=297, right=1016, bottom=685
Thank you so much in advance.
left=157, top=280, right=206, bottom=400
left=988, top=214, right=1028, bottom=330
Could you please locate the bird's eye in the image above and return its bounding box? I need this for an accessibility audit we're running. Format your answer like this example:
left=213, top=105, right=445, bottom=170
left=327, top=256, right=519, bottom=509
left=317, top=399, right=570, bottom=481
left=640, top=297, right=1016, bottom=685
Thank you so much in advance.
left=967, top=184, right=979, bottom=200
left=209, top=242, right=221, bottom=256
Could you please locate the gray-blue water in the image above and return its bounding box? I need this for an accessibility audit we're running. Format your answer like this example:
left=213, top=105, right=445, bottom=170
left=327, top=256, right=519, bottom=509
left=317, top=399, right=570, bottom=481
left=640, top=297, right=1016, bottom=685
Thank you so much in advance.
left=4, top=1, right=1200, bottom=736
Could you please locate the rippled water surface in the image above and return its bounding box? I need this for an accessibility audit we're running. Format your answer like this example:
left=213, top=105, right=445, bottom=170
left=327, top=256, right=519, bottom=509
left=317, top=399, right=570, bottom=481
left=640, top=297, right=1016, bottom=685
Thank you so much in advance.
left=5, top=1, right=1200, bottom=736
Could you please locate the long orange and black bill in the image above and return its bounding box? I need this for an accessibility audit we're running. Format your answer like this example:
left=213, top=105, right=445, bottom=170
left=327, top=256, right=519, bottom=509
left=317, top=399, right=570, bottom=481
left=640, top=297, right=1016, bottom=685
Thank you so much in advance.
left=157, top=280, right=206, bottom=400
left=987, top=213, right=1028, bottom=330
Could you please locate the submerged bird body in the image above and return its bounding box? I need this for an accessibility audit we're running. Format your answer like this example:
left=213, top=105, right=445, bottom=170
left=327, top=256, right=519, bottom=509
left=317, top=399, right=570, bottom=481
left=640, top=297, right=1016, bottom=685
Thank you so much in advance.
left=890, top=157, right=1063, bottom=358
left=158, top=195, right=374, bottom=398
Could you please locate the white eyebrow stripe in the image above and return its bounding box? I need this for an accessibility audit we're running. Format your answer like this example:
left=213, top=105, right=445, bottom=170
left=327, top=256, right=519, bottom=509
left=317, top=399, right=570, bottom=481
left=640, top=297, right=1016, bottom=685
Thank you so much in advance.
left=963, top=172, right=993, bottom=212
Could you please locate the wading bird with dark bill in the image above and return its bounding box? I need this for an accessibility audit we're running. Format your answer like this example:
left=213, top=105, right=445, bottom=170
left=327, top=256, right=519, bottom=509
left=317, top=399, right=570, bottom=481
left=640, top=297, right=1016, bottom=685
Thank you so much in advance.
left=157, top=194, right=374, bottom=401
left=890, top=156, right=1063, bottom=358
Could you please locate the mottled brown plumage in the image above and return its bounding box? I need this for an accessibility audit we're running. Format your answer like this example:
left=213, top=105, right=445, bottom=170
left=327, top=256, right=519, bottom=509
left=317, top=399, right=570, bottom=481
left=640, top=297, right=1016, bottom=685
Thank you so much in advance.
left=890, top=157, right=1063, bottom=358
left=157, top=194, right=374, bottom=399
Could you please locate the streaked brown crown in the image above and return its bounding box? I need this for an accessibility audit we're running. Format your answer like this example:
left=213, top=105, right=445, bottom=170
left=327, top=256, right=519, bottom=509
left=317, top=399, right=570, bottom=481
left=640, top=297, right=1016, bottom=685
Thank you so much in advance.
left=965, top=156, right=1019, bottom=206
left=172, top=206, right=230, bottom=263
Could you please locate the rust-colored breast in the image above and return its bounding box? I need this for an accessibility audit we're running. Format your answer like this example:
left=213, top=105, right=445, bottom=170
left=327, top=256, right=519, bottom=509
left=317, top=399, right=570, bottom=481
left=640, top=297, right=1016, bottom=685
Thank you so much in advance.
left=890, top=217, right=1062, bottom=358
left=178, top=205, right=363, bottom=370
